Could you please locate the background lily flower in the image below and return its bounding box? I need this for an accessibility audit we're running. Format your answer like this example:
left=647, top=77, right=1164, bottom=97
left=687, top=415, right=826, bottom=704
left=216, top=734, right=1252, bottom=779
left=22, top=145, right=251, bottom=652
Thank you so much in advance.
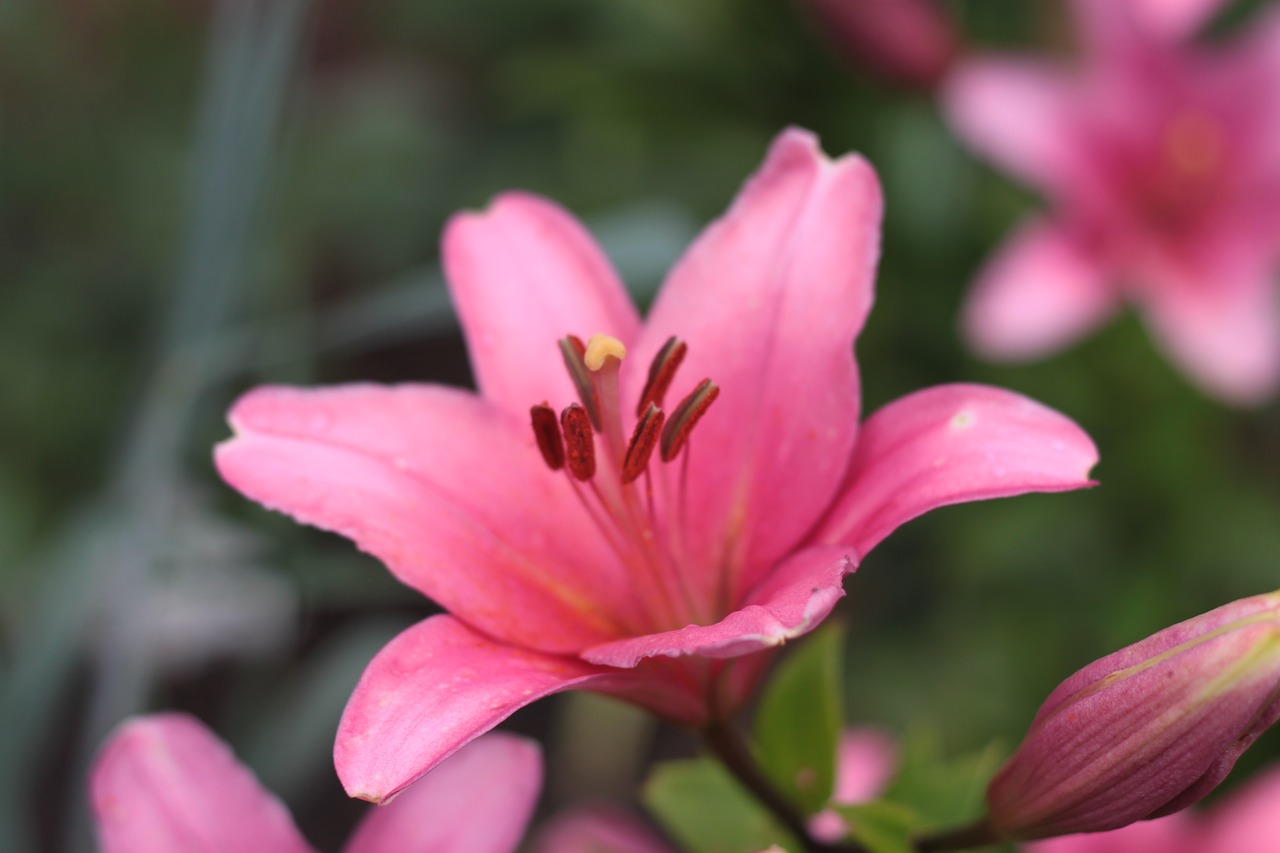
left=216, top=127, right=1098, bottom=804
left=90, top=714, right=541, bottom=853
left=944, top=0, right=1280, bottom=403
left=986, top=591, right=1280, bottom=841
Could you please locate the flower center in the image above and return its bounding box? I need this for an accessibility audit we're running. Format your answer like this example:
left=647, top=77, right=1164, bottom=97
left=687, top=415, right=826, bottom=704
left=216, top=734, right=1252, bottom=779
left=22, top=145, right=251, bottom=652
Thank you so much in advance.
left=529, top=333, right=719, bottom=629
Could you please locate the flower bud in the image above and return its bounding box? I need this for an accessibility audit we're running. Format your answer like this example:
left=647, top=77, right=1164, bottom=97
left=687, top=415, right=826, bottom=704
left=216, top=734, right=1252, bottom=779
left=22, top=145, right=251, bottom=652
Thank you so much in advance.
left=987, top=591, right=1280, bottom=841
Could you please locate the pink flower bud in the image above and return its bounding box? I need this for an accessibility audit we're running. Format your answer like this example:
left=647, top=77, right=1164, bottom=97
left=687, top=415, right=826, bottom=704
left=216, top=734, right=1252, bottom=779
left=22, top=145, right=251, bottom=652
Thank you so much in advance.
left=793, top=0, right=959, bottom=90
left=987, top=592, right=1280, bottom=841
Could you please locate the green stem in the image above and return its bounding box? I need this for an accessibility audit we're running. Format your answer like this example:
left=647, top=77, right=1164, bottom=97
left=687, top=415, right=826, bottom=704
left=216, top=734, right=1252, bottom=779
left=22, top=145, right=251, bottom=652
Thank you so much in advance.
left=702, top=720, right=870, bottom=853
left=912, top=818, right=1002, bottom=851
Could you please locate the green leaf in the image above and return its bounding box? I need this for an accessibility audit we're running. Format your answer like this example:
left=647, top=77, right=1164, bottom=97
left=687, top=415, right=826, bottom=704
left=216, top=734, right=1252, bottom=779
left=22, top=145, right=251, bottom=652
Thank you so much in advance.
left=643, top=757, right=799, bottom=853
left=835, top=800, right=918, bottom=853
left=753, top=621, right=846, bottom=813
left=882, top=728, right=1006, bottom=830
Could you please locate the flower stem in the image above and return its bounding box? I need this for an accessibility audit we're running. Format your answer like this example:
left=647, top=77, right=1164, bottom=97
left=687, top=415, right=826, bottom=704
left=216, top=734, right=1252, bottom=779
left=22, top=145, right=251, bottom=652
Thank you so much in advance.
left=702, top=720, right=870, bottom=853
left=911, top=818, right=1001, bottom=851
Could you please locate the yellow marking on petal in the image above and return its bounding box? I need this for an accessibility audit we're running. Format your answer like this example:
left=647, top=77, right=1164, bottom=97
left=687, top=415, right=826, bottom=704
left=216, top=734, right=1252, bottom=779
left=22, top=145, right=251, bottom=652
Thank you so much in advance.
left=584, top=334, right=626, bottom=371
left=950, top=410, right=975, bottom=430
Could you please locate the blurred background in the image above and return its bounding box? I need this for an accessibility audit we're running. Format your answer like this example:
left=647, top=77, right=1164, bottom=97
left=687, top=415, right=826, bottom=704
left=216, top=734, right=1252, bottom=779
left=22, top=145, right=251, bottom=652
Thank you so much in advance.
left=4, top=0, right=1280, bottom=850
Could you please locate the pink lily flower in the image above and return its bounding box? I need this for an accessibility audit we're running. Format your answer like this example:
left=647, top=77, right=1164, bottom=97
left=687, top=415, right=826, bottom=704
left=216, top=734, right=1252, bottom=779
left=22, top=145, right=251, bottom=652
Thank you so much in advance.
left=944, top=0, right=1280, bottom=403
left=215, top=128, right=1098, bottom=804
left=90, top=713, right=541, bottom=853
left=1027, top=763, right=1280, bottom=852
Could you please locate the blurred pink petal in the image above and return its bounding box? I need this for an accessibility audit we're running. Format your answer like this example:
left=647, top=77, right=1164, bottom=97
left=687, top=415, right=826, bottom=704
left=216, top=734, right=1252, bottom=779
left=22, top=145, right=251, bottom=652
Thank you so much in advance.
left=1139, top=264, right=1280, bottom=404
left=91, top=714, right=542, bottom=853
left=831, top=729, right=896, bottom=804
left=1199, top=766, right=1280, bottom=853
left=345, top=733, right=541, bottom=853
left=943, top=58, right=1083, bottom=192
left=336, top=615, right=603, bottom=803
left=532, top=806, right=673, bottom=853
left=945, top=1, right=1280, bottom=403
left=810, top=728, right=897, bottom=843
left=814, top=384, right=1099, bottom=557
left=219, top=129, right=1097, bottom=804
left=1025, top=813, right=1199, bottom=853
left=91, top=714, right=314, bottom=853
left=962, top=220, right=1119, bottom=360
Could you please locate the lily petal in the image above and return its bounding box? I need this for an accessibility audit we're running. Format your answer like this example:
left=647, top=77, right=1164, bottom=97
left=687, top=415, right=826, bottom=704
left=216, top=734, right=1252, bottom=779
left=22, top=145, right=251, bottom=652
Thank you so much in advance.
left=1140, top=267, right=1280, bottom=405
left=632, top=128, right=880, bottom=602
left=335, top=615, right=604, bottom=804
left=814, top=384, right=1099, bottom=557
left=943, top=57, right=1082, bottom=193
left=215, top=384, right=629, bottom=652
left=90, top=714, right=314, bottom=853
left=443, top=191, right=641, bottom=418
left=582, top=547, right=853, bottom=668
left=1025, top=813, right=1198, bottom=853
left=1200, top=766, right=1280, bottom=853
left=344, top=733, right=541, bottom=853
left=962, top=219, right=1120, bottom=360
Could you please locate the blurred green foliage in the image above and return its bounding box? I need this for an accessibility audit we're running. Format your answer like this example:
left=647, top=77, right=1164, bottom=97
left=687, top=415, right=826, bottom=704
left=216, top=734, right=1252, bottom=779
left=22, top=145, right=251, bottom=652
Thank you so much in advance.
left=4, top=0, right=1280, bottom=850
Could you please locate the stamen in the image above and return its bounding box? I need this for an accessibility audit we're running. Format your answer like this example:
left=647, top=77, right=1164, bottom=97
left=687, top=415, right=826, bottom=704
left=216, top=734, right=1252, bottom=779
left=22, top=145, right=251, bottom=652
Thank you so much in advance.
left=584, top=333, right=628, bottom=467
left=660, top=379, right=719, bottom=462
left=584, top=334, right=626, bottom=371
left=529, top=403, right=565, bottom=471
left=561, top=403, right=596, bottom=481
left=621, top=403, right=665, bottom=484
left=559, top=336, right=601, bottom=429
left=636, top=336, right=687, bottom=417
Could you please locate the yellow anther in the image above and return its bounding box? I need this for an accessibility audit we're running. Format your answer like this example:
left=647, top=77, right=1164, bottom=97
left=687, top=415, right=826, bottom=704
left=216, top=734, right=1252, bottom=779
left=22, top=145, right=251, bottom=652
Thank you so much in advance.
left=584, top=334, right=627, bottom=371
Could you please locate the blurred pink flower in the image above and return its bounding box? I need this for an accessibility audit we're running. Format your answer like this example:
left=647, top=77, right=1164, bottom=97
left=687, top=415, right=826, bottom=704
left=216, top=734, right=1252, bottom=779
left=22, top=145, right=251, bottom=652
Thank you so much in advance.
left=1027, top=763, right=1280, bottom=853
left=90, top=714, right=541, bottom=853
left=809, top=728, right=897, bottom=842
left=945, top=0, right=1280, bottom=403
left=794, top=0, right=959, bottom=89
left=216, top=128, right=1098, bottom=804
left=987, top=591, right=1280, bottom=841
left=532, top=806, right=672, bottom=853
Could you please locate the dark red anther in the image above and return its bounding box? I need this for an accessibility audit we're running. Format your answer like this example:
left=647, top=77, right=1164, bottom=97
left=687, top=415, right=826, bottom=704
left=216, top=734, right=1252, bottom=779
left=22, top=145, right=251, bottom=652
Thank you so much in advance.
left=660, top=379, right=719, bottom=462
left=561, top=403, right=596, bottom=481
left=530, top=403, right=565, bottom=471
left=621, top=403, right=665, bottom=484
left=558, top=335, right=602, bottom=430
left=636, top=336, right=688, bottom=417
